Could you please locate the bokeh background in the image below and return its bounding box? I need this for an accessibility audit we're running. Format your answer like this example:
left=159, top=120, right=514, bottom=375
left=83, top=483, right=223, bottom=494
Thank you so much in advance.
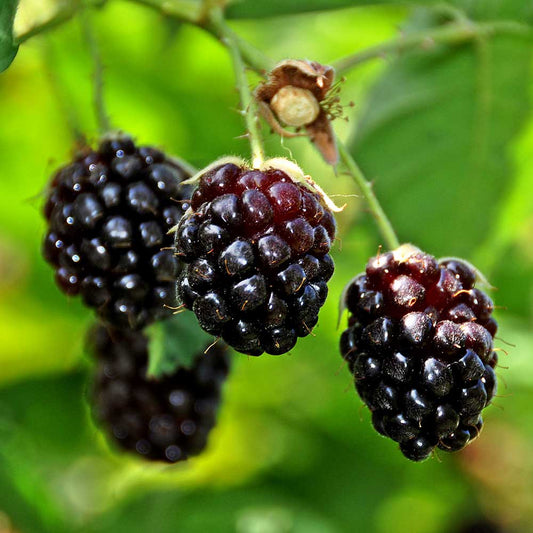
left=1, top=1, right=533, bottom=532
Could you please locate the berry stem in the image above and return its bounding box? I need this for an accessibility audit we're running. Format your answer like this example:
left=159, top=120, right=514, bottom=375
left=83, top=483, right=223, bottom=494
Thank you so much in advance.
left=208, top=9, right=265, bottom=167
left=337, top=140, right=400, bottom=250
left=79, top=4, right=112, bottom=135
left=332, top=19, right=532, bottom=75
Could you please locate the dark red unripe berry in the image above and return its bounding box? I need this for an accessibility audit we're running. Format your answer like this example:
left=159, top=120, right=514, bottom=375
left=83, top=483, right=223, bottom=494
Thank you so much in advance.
left=43, top=136, right=192, bottom=330
left=174, top=160, right=336, bottom=356
left=340, top=245, right=498, bottom=461
left=89, top=323, right=230, bottom=462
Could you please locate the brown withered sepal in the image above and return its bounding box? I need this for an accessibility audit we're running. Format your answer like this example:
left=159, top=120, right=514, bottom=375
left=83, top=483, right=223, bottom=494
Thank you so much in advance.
left=256, top=60, right=339, bottom=165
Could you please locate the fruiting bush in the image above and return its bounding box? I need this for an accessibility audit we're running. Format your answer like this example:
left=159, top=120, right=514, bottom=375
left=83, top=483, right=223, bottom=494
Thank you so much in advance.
left=1, top=1, right=528, bottom=530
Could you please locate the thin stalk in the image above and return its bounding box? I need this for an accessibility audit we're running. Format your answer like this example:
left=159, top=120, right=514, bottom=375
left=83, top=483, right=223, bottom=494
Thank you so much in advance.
left=208, top=9, right=265, bottom=167
left=332, top=20, right=532, bottom=75
left=337, top=141, right=399, bottom=250
left=79, top=5, right=112, bottom=134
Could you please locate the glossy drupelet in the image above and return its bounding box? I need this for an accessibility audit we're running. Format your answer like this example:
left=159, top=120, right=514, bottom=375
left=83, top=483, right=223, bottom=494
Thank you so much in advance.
left=43, top=136, right=192, bottom=329
left=173, top=161, right=336, bottom=356
left=340, top=245, right=498, bottom=461
left=89, top=323, right=231, bottom=462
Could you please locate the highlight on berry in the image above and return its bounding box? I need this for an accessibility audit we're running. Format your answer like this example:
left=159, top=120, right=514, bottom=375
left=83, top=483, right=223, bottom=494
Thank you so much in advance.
left=340, top=244, right=498, bottom=461
left=172, top=157, right=337, bottom=356
left=42, top=134, right=193, bottom=330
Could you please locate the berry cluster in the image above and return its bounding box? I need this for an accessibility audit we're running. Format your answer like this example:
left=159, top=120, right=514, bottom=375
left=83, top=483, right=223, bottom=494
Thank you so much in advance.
left=340, top=245, right=498, bottom=461
left=89, top=323, right=230, bottom=462
left=43, top=136, right=192, bottom=330
left=174, top=161, right=336, bottom=356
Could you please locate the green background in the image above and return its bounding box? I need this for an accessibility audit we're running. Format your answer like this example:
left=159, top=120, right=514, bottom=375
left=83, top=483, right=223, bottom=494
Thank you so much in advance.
left=1, top=0, right=532, bottom=531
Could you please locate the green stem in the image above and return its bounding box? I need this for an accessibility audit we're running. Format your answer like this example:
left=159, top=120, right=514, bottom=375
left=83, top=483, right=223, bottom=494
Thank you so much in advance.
left=208, top=9, right=265, bottom=166
left=79, top=5, right=112, bottom=135
left=337, top=141, right=400, bottom=250
left=332, top=20, right=532, bottom=75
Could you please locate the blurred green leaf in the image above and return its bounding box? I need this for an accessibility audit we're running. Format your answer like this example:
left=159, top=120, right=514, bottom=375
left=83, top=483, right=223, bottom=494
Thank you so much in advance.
left=86, top=485, right=341, bottom=533
left=0, top=0, right=18, bottom=72
left=453, top=0, right=533, bottom=24
left=0, top=371, right=93, bottom=532
left=148, top=312, right=214, bottom=377
left=351, top=14, right=532, bottom=257
left=225, top=0, right=439, bottom=19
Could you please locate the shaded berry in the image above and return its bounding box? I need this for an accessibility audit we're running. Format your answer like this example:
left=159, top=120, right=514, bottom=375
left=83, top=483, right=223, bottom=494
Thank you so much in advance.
left=174, top=162, right=335, bottom=355
left=340, top=245, right=499, bottom=461
left=89, top=323, right=230, bottom=462
left=43, top=135, right=192, bottom=329
left=400, top=435, right=437, bottom=462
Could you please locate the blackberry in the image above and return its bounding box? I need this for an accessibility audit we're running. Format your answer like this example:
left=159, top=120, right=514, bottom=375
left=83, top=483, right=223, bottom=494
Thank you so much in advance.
left=173, top=158, right=336, bottom=356
left=340, top=245, right=498, bottom=461
left=89, top=323, right=230, bottom=462
left=43, top=135, right=192, bottom=330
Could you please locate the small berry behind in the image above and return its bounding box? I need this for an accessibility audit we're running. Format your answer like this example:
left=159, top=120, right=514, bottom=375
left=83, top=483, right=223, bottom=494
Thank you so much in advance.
left=42, top=135, right=192, bottom=330
left=174, top=160, right=336, bottom=356
left=340, top=245, right=498, bottom=461
left=89, top=323, right=231, bottom=463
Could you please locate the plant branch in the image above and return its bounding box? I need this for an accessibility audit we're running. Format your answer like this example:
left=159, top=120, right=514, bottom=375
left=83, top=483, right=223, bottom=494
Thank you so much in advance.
left=332, top=20, right=533, bottom=75
left=208, top=8, right=265, bottom=166
left=79, top=4, right=112, bottom=134
left=337, top=140, right=399, bottom=250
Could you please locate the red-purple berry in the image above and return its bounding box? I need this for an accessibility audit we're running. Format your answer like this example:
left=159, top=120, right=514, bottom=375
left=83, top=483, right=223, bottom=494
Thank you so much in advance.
left=174, top=160, right=336, bottom=356
left=340, top=245, right=498, bottom=461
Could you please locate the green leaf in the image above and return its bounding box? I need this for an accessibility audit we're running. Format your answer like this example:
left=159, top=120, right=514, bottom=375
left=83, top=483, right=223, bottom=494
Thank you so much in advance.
left=0, top=371, right=93, bottom=532
left=0, top=0, right=19, bottom=73
left=452, top=0, right=533, bottom=24
left=225, top=0, right=440, bottom=19
left=350, top=14, right=532, bottom=257
left=147, top=312, right=214, bottom=378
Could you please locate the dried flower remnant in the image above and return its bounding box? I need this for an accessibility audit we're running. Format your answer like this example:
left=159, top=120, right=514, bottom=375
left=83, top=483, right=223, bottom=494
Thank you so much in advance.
left=256, top=60, right=341, bottom=165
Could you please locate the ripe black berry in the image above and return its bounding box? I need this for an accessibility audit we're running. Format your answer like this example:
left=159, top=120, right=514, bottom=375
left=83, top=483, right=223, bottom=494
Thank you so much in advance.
left=173, top=159, right=336, bottom=356
left=43, top=135, right=192, bottom=329
left=89, top=323, right=231, bottom=462
left=340, top=245, right=498, bottom=461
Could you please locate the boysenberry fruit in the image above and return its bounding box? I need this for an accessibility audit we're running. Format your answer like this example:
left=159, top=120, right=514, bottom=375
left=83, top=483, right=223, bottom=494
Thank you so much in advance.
left=43, top=135, right=192, bottom=329
left=340, top=245, right=498, bottom=461
left=89, top=323, right=230, bottom=462
left=173, top=158, right=336, bottom=356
